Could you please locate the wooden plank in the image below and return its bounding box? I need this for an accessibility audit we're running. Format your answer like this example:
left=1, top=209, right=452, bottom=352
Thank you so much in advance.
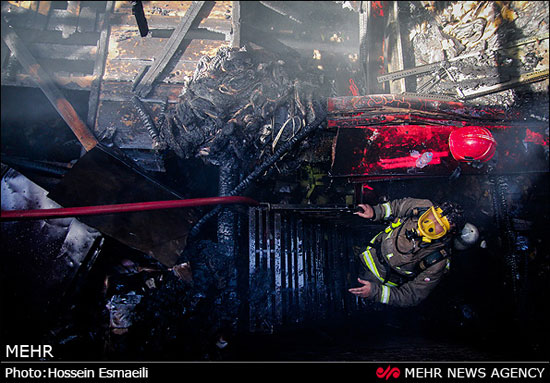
left=104, top=58, right=151, bottom=82
left=2, top=72, right=94, bottom=91
left=385, top=1, right=406, bottom=93
left=78, top=6, right=97, bottom=33
left=153, top=27, right=226, bottom=41
left=358, top=1, right=387, bottom=94
left=87, top=1, right=113, bottom=134
left=29, top=1, right=39, bottom=16
left=34, top=10, right=51, bottom=31
left=103, top=24, right=227, bottom=82
left=358, top=1, right=370, bottom=93
left=100, top=81, right=183, bottom=103
left=109, top=1, right=231, bottom=29
left=133, top=1, right=207, bottom=97
left=108, top=24, right=165, bottom=60
left=205, top=1, right=233, bottom=21
left=109, top=13, right=231, bottom=35
left=37, top=57, right=95, bottom=75
left=9, top=1, right=34, bottom=10
left=113, top=1, right=133, bottom=14
left=66, top=1, right=80, bottom=16
left=104, top=38, right=226, bottom=83
left=13, top=29, right=100, bottom=46
left=47, top=9, right=78, bottom=39
left=37, top=1, right=51, bottom=16
left=28, top=42, right=97, bottom=61
left=107, top=24, right=226, bottom=61
left=113, top=1, right=231, bottom=19
left=231, top=1, right=240, bottom=48
left=95, top=12, right=104, bottom=32
left=1, top=18, right=97, bottom=151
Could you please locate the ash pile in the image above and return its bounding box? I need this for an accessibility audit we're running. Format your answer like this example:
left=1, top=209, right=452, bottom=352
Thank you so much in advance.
left=159, top=46, right=330, bottom=169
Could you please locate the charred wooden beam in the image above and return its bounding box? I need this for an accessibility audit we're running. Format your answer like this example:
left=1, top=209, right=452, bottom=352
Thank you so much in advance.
left=150, top=27, right=226, bottom=41
left=359, top=1, right=387, bottom=94
left=27, top=42, right=97, bottom=61
left=230, top=1, right=241, bottom=48
left=133, top=1, right=208, bottom=98
left=35, top=1, right=51, bottom=30
left=12, top=29, right=101, bottom=46
left=47, top=9, right=78, bottom=39
left=37, top=1, right=52, bottom=17
left=78, top=6, right=98, bottom=34
left=358, top=1, right=370, bottom=93
left=67, top=1, right=81, bottom=17
left=1, top=72, right=94, bottom=91
left=109, top=13, right=231, bottom=35
left=87, top=1, right=114, bottom=135
left=1, top=18, right=97, bottom=152
left=131, top=0, right=149, bottom=37
left=385, top=1, right=406, bottom=93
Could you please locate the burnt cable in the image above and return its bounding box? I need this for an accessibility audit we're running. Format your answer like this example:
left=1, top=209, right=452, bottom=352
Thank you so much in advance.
left=131, top=95, right=164, bottom=149
left=190, top=105, right=327, bottom=237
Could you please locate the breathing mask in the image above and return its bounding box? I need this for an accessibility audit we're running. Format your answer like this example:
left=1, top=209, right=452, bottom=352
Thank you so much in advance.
left=417, top=206, right=451, bottom=242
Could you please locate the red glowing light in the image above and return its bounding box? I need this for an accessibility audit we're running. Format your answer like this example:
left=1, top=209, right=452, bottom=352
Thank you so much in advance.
left=362, top=184, right=374, bottom=190
left=349, top=78, right=359, bottom=96
left=525, top=128, right=549, bottom=146
left=372, top=1, right=385, bottom=17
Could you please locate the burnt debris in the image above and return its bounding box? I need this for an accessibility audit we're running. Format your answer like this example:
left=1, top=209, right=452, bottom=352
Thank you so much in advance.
left=1, top=0, right=549, bottom=363
left=160, top=46, right=329, bottom=168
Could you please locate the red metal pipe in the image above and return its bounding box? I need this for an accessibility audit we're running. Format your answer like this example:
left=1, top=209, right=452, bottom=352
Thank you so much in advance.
left=1, top=196, right=260, bottom=221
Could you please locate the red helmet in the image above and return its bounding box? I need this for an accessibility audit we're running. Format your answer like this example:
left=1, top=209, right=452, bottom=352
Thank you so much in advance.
left=449, top=126, right=497, bottom=162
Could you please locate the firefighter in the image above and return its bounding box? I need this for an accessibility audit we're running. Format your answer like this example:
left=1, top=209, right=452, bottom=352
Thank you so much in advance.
left=349, top=198, right=465, bottom=307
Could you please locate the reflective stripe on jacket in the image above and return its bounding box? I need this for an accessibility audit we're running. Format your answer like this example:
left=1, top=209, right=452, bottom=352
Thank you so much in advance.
left=359, top=198, right=451, bottom=307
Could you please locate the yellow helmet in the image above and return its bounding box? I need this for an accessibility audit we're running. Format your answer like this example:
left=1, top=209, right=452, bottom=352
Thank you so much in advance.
left=417, top=206, right=451, bottom=241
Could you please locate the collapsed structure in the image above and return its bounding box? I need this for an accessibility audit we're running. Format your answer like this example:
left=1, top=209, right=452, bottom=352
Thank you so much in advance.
left=1, top=1, right=549, bottom=361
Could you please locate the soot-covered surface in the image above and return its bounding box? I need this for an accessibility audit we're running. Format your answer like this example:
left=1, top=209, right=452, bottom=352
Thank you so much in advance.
left=1, top=1, right=549, bottom=363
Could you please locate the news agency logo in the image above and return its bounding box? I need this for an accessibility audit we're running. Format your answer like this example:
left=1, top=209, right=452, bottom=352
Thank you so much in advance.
left=376, top=365, right=401, bottom=380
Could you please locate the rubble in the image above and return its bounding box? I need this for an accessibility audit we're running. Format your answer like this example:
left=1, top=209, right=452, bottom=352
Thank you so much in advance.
left=1, top=0, right=548, bottom=362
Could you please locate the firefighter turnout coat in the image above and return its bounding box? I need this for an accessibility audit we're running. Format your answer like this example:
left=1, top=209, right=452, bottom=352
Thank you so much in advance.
left=357, top=198, right=451, bottom=307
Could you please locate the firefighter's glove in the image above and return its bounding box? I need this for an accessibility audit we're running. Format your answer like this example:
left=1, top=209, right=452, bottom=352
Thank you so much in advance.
left=354, top=204, right=374, bottom=219
left=348, top=278, right=372, bottom=298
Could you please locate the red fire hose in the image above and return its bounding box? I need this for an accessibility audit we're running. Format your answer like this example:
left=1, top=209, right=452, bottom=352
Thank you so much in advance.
left=0, top=196, right=259, bottom=221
